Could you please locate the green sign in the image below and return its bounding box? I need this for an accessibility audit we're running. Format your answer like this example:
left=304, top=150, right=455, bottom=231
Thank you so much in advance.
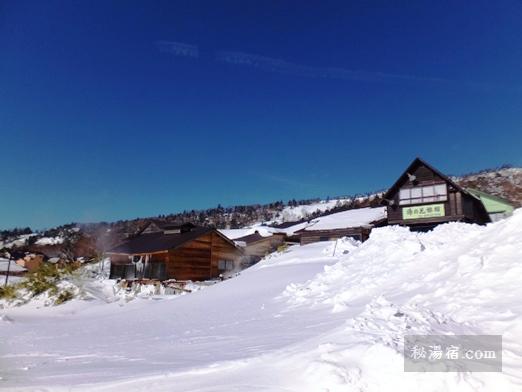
left=402, top=203, right=445, bottom=220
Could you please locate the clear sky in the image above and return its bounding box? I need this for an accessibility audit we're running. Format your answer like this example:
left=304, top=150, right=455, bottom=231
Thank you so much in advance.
left=1, top=1, right=521, bottom=230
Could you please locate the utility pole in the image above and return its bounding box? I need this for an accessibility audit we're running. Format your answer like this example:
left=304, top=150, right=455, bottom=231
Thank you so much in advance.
left=4, top=259, right=11, bottom=287
left=332, top=238, right=339, bottom=257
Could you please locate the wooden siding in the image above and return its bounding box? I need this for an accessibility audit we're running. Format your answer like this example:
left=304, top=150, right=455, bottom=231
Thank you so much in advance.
left=168, top=232, right=242, bottom=281
left=300, top=227, right=370, bottom=245
left=210, top=231, right=243, bottom=277
left=109, top=230, right=242, bottom=281
left=168, top=234, right=212, bottom=281
left=242, top=235, right=286, bottom=258
left=385, top=161, right=489, bottom=227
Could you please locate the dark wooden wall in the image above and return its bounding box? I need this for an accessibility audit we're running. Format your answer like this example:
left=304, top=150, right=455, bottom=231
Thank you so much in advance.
left=299, top=228, right=370, bottom=245
left=386, top=163, right=489, bottom=226
left=167, top=233, right=212, bottom=281
left=243, top=234, right=286, bottom=258
left=209, top=231, right=243, bottom=277
left=168, top=231, right=242, bottom=281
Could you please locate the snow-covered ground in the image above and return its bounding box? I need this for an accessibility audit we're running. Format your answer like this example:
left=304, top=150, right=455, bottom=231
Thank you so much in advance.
left=1, top=210, right=522, bottom=391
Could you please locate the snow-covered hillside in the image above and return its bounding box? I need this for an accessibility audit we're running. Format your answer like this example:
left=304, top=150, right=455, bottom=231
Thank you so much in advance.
left=275, top=198, right=350, bottom=222
left=1, top=211, right=522, bottom=391
left=454, top=167, right=522, bottom=207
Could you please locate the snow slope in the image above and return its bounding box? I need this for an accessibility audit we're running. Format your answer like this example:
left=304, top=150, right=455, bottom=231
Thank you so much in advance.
left=1, top=210, right=522, bottom=391
left=276, top=199, right=349, bottom=222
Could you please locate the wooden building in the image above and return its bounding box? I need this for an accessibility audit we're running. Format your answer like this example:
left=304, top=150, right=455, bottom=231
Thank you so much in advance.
left=107, top=223, right=243, bottom=281
left=234, top=231, right=286, bottom=262
left=382, top=158, right=490, bottom=230
left=15, top=253, right=44, bottom=272
left=296, top=207, right=387, bottom=245
left=298, top=227, right=372, bottom=245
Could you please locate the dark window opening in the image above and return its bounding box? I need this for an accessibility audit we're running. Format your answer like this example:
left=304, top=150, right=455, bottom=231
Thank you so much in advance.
left=110, top=262, right=167, bottom=280
left=218, top=260, right=234, bottom=271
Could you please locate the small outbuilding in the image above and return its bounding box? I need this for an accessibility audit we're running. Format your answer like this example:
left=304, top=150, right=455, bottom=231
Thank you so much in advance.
left=233, top=231, right=287, bottom=262
left=106, top=223, right=243, bottom=281
left=382, top=158, right=490, bottom=230
left=296, top=207, right=387, bottom=245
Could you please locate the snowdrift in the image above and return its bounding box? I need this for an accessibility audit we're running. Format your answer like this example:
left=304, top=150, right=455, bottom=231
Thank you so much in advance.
left=1, top=210, right=521, bottom=391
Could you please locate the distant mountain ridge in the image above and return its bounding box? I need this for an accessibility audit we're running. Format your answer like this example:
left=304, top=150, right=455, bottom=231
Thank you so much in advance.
left=453, top=167, right=522, bottom=207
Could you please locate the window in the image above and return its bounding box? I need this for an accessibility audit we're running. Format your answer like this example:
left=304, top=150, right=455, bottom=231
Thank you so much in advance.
left=399, top=184, right=447, bottom=205
left=149, top=262, right=167, bottom=280
left=319, top=236, right=331, bottom=241
left=218, top=260, right=234, bottom=271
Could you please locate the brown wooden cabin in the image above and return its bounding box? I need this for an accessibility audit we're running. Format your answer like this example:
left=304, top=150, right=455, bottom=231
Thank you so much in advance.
left=298, top=226, right=372, bottom=245
left=106, top=223, right=243, bottom=281
left=234, top=231, right=286, bottom=263
left=382, top=157, right=490, bottom=231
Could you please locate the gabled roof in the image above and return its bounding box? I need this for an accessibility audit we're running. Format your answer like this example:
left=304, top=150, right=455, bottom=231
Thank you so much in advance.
left=162, top=222, right=197, bottom=231
left=234, top=231, right=281, bottom=245
left=107, top=226, right=240, bottom=255
left=382, top=157, right=471, bottom=202
left=466, top=188, right=515, bottom=213
left=466, top=188, right=514, bottom=205
left=134, top=221, right=163, bottom=236
left=135, top=221, right=196, bottom=236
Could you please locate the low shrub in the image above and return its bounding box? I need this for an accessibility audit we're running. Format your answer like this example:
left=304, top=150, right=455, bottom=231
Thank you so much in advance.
left=0, top=284, right=18, bottom=301
left=277, top=243, right=289, bottom=253
left=21, top=263, right=79, bottom=299
left=55, top=289, right=75, bottom=305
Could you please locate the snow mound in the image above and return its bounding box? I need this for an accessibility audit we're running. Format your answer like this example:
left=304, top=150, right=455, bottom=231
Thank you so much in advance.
left=280, top=209, right=522, bottom=390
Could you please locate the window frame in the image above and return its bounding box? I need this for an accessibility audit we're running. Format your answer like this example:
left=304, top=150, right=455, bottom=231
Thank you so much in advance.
left=398, top=183, right=448, bottom=206
left=218, top=259, right=234, bottom=271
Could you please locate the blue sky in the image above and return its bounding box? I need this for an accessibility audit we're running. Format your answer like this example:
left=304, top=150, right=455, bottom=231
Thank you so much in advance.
left=1, top=1, right=521, bottom=230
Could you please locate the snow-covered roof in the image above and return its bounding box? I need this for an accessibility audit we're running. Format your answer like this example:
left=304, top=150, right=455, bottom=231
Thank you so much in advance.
left=302, top=207, right=386, bottom=231
left=219, top=226, right=278, bottom=240
left=0, top=258, right=27, bottom=273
